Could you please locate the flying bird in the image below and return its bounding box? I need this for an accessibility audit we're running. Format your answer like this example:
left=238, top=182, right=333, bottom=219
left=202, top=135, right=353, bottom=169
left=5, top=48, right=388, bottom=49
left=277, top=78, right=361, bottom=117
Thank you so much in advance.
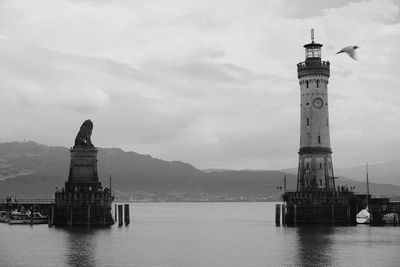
left=336, top=45, right=359, bottom=60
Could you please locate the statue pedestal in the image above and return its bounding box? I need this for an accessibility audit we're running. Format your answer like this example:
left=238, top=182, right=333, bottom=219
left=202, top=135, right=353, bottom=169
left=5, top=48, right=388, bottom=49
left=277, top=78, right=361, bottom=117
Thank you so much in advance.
left=69, top=148, right=98, bottom=182
left=66, top=148, right=101, bottom=192
left=53, top=146, right=114, bottom=226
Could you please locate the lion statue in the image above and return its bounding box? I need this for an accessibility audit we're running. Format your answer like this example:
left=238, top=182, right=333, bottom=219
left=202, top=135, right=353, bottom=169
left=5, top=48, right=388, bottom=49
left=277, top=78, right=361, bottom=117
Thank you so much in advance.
left=74, top=119, right=94, bottom=148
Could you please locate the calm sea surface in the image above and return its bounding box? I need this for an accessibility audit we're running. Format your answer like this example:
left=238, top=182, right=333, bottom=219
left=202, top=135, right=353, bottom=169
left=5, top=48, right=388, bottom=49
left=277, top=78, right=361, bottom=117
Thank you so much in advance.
left=1, top=202, right=400, bottom=266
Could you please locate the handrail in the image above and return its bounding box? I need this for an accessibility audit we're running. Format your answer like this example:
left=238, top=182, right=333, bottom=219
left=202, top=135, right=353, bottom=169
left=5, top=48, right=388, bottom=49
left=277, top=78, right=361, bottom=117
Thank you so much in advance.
left=0, top=198, right=55, bottom=204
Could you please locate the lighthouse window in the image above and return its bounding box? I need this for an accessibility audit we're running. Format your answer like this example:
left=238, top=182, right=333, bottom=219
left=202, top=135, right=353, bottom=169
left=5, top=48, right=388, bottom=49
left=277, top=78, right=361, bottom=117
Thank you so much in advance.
left=320, top=180, right=323, bottom=186
left=306, top=163, right=309, bottom=169
left=319, top=163, right=322, bottom=169
left=316, top=80, right=319, bottom=88
left=318, top=136, right=321, bottom=144
left=306, top=81, right=309, bottom=88
left=307, top=118, right=309, bottom=126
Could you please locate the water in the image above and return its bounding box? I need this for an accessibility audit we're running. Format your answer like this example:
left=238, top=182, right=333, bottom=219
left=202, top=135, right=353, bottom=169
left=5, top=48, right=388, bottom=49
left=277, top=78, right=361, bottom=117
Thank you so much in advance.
left=1, top=202, right=400, bottom=266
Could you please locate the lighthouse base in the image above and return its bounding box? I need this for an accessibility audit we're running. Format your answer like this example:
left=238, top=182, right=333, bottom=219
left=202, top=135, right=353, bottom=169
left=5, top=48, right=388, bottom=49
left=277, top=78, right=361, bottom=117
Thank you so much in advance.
left=282, top=191, right=357, bottom=225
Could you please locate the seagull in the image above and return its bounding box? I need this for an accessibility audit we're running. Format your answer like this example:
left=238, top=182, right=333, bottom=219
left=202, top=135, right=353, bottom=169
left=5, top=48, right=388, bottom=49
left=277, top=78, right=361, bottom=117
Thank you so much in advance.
left=336, top=45, right=359, bottom=60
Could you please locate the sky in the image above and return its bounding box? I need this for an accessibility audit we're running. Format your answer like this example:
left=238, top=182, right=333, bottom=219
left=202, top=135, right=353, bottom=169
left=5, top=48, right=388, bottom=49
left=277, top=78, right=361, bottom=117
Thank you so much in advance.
left=0, top=0, right=399, bottom=170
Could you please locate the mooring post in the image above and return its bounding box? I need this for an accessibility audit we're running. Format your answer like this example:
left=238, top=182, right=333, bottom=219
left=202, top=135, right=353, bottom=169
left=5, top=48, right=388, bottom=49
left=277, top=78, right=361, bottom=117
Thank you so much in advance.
left=87, top=204, right=91, bottom=227
left=103, top=206, right=106, bottom=226
left=114, top=204, right=117, bottom=221
left=124, top=204, right=130, bottom=225
left=69, top=207, right=73, bottom=226
left=294, top=204, right=297, bottom=226
left=7, top=203, right=11, bottom=219
left=347, top=204, right=350, bottom=225
left=118, top=204, right=123, bottom=226
left=275, top=204, right=281, bottom=226
left=370, top=212, right=373, bottom=226
left=281, top=204, right=286, bottom=225
left=49, top=204, right=54, bottom=226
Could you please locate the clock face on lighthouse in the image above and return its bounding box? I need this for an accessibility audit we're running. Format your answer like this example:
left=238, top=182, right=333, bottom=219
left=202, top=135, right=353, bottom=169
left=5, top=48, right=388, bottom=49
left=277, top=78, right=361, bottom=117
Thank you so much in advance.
left=312, top=98, right=323, bottom=109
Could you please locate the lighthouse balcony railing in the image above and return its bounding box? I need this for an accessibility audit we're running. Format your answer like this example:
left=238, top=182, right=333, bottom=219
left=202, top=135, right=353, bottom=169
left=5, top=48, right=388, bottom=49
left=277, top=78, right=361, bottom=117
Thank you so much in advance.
left=297, top=60, right=330, bottom=69
left=297, top=60, right=330, bottom=78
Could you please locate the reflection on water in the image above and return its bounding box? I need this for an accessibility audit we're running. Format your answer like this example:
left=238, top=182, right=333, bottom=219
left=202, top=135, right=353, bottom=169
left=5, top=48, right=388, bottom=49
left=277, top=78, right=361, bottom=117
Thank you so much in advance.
left=294, top=226, right=335, bottom=267
left=2, top=203, right=400, bottom=266
left=58, top=227, right=110, bottom=267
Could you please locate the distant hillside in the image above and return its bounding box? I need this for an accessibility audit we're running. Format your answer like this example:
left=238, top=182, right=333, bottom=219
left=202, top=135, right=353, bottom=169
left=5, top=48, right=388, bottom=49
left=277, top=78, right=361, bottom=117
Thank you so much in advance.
left=1, top=141, right=400, bottom=201
left=334, top=161, right=400, bottom=186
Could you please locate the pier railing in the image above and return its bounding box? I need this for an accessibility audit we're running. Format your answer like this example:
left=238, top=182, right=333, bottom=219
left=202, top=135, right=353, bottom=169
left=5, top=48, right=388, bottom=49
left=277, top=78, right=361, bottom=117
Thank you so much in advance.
left=283, top=190, right=354, bottom=205
left=54, top=191, right=114, bottom=207
left=0, top=198, right=55, bottom=205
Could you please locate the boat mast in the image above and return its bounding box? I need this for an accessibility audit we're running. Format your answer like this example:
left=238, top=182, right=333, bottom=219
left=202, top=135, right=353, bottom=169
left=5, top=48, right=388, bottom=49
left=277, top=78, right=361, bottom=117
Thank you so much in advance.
left=366, top=162, right=370, bottom=209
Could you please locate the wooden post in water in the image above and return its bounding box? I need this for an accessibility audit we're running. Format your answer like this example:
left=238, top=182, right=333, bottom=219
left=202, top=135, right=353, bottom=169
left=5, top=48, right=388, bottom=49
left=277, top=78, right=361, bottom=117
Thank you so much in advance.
left=347, top=204, right=350, bottom=225
left=118, top=204, right=123, bottom=226
left=69, top=207, right=73, bottom=226
left=114, top=204, right=117, bottom=221
left=87, top=204, right=91, bottom=227
left=370, top=212, right=373, bottom=226
left=294, top=204, right=297, bottom=226
left=103, top=207, right=106, bottom=226
left=49, top=204, right=54, bottom=226
left=124, top=204, right=130, bottom=225
left=275, top=203, right=281, bottom=226
left=281, top=204, right=286, bottom=225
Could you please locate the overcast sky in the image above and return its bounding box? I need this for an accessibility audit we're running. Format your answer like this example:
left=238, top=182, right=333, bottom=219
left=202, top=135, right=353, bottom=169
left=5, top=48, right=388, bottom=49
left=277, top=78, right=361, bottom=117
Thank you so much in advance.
left=0, top=0, right=399, bottom=170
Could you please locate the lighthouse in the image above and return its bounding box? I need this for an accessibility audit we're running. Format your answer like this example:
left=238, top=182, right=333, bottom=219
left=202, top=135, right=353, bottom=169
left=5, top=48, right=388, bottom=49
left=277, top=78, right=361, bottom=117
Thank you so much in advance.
left=280, top=30, right=357, bottom=225
left=296, top=29, right=335, bottom=191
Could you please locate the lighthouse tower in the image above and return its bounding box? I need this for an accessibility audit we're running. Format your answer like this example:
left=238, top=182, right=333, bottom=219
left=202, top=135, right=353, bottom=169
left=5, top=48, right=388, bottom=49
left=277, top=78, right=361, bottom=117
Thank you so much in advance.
left=296, top=29, right=335, bottom=191
left=280, top=30, right=356, bottom=225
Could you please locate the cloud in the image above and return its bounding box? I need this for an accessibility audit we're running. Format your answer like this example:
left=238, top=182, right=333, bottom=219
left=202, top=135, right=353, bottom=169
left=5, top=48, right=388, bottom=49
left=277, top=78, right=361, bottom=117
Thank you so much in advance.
left=0, top=0, right=399, bottom=169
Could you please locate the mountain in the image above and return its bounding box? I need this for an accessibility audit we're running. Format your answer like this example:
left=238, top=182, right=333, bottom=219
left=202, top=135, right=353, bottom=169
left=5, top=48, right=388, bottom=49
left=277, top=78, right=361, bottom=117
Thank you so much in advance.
left=334, top=161, right=400, bottom=186
left=1, top=141, right=400, bottom=201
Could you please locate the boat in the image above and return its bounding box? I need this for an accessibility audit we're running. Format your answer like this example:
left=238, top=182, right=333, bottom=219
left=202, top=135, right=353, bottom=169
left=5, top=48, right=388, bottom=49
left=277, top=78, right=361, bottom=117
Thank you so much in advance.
left=357, top=163, right=371, bottom=224
left=382, top=213, right=399, bottom=225
left=8, top=210, right=48, bottom=225
left=0, top=211, right=8, bottom=223
left=356, top=208, right=370, bottom=224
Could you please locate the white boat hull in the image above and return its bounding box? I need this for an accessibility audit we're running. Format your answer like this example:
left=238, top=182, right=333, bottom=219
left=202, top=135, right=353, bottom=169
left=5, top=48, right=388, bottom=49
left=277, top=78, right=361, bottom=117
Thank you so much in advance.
left=356, top=217, right=370, bottom=224
left=8, top=211, right=49, bottom=225
left=356, top=209, right=370, bottom=224
left=382, top=213, right=399, bottom=225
